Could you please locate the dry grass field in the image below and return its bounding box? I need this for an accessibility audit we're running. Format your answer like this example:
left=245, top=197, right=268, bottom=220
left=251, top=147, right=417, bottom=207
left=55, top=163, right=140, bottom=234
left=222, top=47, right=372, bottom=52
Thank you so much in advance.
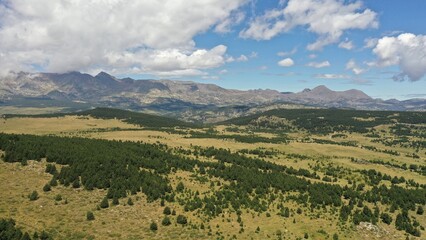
left=0, top=115, right=425, bottom=239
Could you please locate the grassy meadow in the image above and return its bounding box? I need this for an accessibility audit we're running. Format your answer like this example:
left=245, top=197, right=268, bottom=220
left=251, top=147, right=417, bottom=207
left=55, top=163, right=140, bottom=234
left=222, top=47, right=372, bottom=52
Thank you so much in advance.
left=0, top=109, right=425, bottom=239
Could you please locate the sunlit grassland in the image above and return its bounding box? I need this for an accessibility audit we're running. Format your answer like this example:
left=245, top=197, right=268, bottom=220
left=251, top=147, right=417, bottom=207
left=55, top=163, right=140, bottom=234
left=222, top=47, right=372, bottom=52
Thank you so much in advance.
left=0, top=115, right=425, bottom=239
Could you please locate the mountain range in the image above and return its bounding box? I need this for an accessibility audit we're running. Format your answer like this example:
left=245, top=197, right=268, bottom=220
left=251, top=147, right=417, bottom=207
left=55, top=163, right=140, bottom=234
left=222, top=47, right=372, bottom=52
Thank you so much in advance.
left=0, top=71, right=425, bottom=122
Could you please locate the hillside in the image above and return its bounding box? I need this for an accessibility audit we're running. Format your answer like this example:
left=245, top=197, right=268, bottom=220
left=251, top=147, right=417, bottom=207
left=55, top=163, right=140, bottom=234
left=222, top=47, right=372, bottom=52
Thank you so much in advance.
left=221, top=108, right=426, bottom=134
left=5, top=107, right=197, bottom=129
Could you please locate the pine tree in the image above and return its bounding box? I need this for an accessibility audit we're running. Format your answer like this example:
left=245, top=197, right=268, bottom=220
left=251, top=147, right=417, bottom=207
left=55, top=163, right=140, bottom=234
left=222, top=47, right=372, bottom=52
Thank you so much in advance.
left=163, top=206, right=171, bottom=215
left=150, top=222, right=158, bottom=231
left=177, top=215, right=187, bottom=225
left=29, top=191, right=39, bottom=201
left=176, top=182, right=185, bottom=192
left=199, top=165, right=206, bottom=174
left=112, top=196, right=119, bottom=205
left=86, top=211, right=95, bottom=221
left=380, top=213, right=392, bottom=225
left=100, top=197, right=109, bottom=208
left=22, top=232, right=31, bottom=240
left=283, top=207, right=290, bottom=218
left=43, top=184, right=51, bottom=192
left=162, top=216, right=171, bottom=226
left=72, top=179, right=80, bottom=188
left=416, top=206, right=424, bottom=215
left=55, top=194, right=62, bottom=201
left=40, top=230, right=50, bottom=240
left=127, top=197, right=134, bottom=206
left=49, top=178, right=58, bottom=187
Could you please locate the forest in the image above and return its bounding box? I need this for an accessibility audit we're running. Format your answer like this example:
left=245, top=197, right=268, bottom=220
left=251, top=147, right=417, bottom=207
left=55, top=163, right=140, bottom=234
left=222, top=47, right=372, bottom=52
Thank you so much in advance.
left=222, top=108, right=426, bottom=134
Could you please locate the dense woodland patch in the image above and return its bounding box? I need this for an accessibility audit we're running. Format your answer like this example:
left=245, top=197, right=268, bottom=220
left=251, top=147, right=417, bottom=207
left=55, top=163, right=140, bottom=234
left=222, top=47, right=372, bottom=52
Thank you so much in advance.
left=4, top=107, right=196, bottom=128
left=222, top=108, right=426, bottom=134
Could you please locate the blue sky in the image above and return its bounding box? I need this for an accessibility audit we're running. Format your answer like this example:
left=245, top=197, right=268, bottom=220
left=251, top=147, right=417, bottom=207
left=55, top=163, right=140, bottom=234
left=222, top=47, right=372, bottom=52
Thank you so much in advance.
left=0, top=0, right=425, bottom=99
left=190, top=0, right=426, bottom=99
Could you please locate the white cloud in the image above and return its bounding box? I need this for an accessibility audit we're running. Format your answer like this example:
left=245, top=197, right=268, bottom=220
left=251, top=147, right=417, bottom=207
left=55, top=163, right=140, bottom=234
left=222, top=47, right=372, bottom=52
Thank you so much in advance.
left=338, top=40, right=354, bottom=50
left=215, top=11, right=245, bottom=33
left=237, top=55, right=249, bottom=62
left=240, top=0, right=378, bottom=50
left=219, top=69, right=228, bottom=74
left=314, top=74, right=350, bottom=79
left=372, top=33, right=426, bottom=81
left=277, top=47, right=297, bottom=57
left=306, top=61, right=330, bottom=68
left=346, top=59, right=365, bottom=75
left=102, top=45, right=228, bottom=76
left=278, top=58, right=294, bottom=67
left=364, top=38, right=378, bottom=48
left=0, top=0, right=247, bottom=76
left=201, top=75, right=219, bottom=80
left=249, top=51, right=258, bottom=58
left=225, top=53, right=251, bottom=63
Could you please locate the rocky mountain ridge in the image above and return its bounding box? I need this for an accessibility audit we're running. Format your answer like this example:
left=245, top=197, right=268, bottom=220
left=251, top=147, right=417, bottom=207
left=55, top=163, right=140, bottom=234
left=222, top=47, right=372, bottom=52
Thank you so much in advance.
left=0, top=71, right=424, bottom=114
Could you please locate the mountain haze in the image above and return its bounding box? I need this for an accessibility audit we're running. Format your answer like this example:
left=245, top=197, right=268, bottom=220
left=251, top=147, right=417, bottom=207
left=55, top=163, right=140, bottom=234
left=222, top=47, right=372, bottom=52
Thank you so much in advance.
left=0, top=72, right=424, bottom=118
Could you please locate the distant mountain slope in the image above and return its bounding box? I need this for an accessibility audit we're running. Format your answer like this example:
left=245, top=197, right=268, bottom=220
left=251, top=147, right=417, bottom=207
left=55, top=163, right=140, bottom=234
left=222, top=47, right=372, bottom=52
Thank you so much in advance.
left=75, top=107, right=196, bottom=128
left=0, top=71, right=425, bottom=113
left=6, top=107, right=196, bottom=128
left=221, top=108, right=426, bottom=134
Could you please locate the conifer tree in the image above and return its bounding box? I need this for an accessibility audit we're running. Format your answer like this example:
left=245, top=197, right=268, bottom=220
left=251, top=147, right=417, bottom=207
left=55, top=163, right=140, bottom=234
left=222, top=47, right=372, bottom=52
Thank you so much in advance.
left=163, top=206, right=171, bottom=215
left=100, top=197, right=109, bottom=208
left=87, top=211, right=95, bottom=221
left=29, top=191, right=39, bottom=201
left=150, top=222, right=158, bottom=231
left=162, top=216, right=171, bottom=226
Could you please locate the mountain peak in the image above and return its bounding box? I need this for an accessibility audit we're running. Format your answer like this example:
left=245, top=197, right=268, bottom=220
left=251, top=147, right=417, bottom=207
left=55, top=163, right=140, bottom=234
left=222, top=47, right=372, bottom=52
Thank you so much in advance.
left=344, top=89, right=371, bottom=99
left=95, top=71, right=119, bottom=82
left=95, top=71, right=113, bottom=78
left=312, top=85, right=332, bottom=92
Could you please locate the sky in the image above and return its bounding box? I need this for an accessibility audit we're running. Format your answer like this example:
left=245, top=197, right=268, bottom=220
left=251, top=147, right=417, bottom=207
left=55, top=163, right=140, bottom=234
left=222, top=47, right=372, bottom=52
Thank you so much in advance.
left=0, top=0, right=425, bottom=100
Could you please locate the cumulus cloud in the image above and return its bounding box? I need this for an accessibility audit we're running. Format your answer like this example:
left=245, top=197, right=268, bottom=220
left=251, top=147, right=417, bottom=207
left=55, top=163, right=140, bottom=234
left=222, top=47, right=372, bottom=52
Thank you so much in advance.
left=0, top=0, right=247, bottom=76
left=306, top=61, right=330, bottom=68
left=372, top=33, right=426, bottom=81
left=278, top=58, right=294, bottom=67
left=346, top=59, right=365, bottom=75
left=240, top=0, right=378, bottom=50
